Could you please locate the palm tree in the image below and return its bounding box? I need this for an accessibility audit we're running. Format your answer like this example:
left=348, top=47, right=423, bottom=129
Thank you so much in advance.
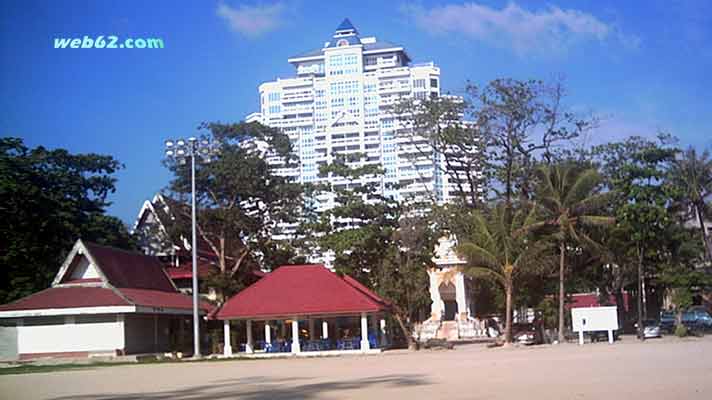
left=533, top=164, right=614, bottom=342
left=670, top=147, right=712, bottom=261
left=457, top=202, right=555, bottom=345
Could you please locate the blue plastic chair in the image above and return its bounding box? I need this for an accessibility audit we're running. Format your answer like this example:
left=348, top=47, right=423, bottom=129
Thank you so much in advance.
left=368, top=334, right=378, bottom=348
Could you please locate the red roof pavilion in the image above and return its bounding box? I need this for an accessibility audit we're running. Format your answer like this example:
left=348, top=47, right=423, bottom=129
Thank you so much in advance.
left=216, top=265, right=390, bottom=320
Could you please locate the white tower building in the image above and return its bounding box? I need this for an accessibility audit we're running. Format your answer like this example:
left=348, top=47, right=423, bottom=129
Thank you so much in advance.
left=253, top=18, right=463, bottom=210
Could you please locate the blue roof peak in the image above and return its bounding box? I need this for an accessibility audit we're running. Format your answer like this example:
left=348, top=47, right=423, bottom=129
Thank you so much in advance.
left=336, top=18, right=356, bottom=33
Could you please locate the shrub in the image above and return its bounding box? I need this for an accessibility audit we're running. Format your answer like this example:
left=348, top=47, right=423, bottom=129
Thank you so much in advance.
left=674, top=324, right=688, bottom=338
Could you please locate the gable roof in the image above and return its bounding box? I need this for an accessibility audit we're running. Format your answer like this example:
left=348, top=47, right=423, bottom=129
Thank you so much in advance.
left=83, top=242, right=175, bottom=291
left=216, top=265, right=390, bottom=320
left=0, top=239, right=214, bottom=316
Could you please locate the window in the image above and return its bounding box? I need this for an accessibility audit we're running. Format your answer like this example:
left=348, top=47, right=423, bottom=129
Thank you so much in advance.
left=430, top=78, right=439, bottom=88
left=268, top=92, right=281, bottom=102
left=414, top=79, right=426, bottom=89
left=328, top=53, right=360, bottom=75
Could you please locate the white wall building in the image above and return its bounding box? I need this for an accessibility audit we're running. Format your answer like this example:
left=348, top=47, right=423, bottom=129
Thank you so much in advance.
left=251, top=18, right=468, bottom=210
left=0, top=240, right=211, bottom=360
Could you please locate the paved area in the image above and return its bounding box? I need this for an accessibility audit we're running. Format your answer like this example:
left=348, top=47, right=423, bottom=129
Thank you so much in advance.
left=1, top=336, right=711, bottom=399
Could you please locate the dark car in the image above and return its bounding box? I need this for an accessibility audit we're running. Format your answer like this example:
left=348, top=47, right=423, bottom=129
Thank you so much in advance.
left=512, top=323, right=543, bottom=345
left=683, top=307, right=712, bottom=331
left=659, top=308, right=712, bottom=332
left=660, top=311, right=676, bottom=333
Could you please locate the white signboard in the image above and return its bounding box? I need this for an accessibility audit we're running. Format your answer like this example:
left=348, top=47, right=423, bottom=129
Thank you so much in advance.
left=571, top=306, right=618, bottom=344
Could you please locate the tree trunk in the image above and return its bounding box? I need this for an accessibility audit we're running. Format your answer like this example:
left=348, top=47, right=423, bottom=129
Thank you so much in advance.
left=557, top=242, right=566, bottom=342
left=504, top=283, right=513, bottom=345
left=637, top=246, right=645, bottom=341
left=393, top=312, right=417, bottom=351
left=696, top=204, right=711, bottom=261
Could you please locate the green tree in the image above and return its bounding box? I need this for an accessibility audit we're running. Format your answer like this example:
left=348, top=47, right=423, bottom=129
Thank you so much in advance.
left=533, top=164, right=614, bottom=342
left=392, top=96, right=486, bottom=208
left=614, top=139, right=678, bottom=340
left=657, top=223, right=710, bottom=329
left=457, top=202, right=555, bottom=345
left=468, top=79, right=594, bottom=204
left=0, top=137, right=132, bottom=303
left=165, top=122, right=304, bottom=301
left=669, top=147, right=712, bottom=261
left=315, top=153, right=434, bottom=348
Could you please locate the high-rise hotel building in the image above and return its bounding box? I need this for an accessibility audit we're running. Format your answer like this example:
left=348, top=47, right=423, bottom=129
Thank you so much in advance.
left=250, top=19, right=468, bottom=210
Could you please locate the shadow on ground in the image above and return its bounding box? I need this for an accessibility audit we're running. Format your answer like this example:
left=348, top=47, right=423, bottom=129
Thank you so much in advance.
left=49, top=374, right=432, bottom=400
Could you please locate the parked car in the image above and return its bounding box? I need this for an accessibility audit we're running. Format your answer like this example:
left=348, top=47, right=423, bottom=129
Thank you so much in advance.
left=660, top=308, right=712, bottom=333
left=588, top=330, right=621, bottom=342
left=660, top=311, right=676, bottom=333
left=683, top=307, right=712, bottom=331
left=634, top=319, right=662, bottom=338
left=512, top=323, right=543, bottom=345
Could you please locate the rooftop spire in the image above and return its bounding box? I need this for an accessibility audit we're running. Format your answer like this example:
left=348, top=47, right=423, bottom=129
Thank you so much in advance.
left=335, top=18, right=357, bottom=34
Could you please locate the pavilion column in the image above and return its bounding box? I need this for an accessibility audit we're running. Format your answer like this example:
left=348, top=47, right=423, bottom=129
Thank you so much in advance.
left=223, top=320, right=233, bottom=356
left=264, top=322, right=272, bottom=344
left=360, top=312, right=370, bottom=351
left=455, top=271, right=467, bottom=320
left=380, top=318, right=387, bottom=347
left=291, top=318, right=301, bottom=353
left=322, top=320, right=329, bottom=339
left=246, top=320, right=254, bottom=354
left=309, top=319, right=316, bottom=340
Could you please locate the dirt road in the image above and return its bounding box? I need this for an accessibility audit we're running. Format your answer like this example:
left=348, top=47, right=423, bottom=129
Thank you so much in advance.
left=1, top=336, right=711, bottom=399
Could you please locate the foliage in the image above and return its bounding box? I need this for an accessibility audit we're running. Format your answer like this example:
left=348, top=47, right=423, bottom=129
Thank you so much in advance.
left=532, top=163, right=614, bottom=341
left=675, top=324, right=688, bottom=338
left=610, top=136, right=679, bottom=338
left=668, top=146, right=712, bottom=261
left=164, top=122, right=305, bottom=301
left=457, top=202, right=557, bottom=344
left=313, top=153, right=435, bottom=347
left=468, top=79, right=595, bottom=203
left=0, top=137, right=132, bottom=303
left=392, top=96, right=486, bottom=208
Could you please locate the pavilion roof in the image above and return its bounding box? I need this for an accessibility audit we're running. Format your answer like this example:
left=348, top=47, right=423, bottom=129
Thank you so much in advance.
left=215, top=265, right=390, bottom=320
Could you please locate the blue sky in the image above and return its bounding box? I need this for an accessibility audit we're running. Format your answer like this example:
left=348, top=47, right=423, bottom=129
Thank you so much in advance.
left=2, top=0, right=711, bottom=225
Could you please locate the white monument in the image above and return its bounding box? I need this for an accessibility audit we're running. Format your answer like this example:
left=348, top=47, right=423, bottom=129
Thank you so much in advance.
left=417, top=236, right=487, bottom=341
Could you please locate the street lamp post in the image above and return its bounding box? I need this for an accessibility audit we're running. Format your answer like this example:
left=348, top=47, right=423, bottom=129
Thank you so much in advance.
left=165, top=137, right=219, bottom=358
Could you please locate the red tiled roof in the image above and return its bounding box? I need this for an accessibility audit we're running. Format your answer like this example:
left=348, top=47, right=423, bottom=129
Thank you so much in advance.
left=0, top=241, right=215, bottom=315
left=0, top=287, right=129, bottom=311
left=85, top=243, right=175, bottom=291
left=569, top=292, right=631, bottom=312
left=165, top=261, right=267, bottom=280
left=164, top=261, right=217, bottom=280
left=0, top=286, right=214, bottom=314
left=118, top=288, right=213, bottom=312
left=216, top=265, right=390, bottom=320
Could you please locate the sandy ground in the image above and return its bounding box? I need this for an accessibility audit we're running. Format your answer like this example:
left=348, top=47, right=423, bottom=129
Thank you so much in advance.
left=1, top=335, right=711, bottom=400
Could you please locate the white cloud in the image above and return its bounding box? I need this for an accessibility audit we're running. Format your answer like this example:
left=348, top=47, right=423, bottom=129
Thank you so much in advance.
left=403, top=2, right=636, bottom=55
left=216, top=2, right=286, bottom=37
